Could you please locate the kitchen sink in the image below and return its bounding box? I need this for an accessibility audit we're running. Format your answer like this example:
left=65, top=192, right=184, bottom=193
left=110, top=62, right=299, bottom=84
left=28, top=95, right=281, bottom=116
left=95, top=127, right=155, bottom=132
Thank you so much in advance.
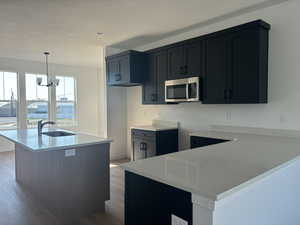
left=42, top=131, right=75, bottom=137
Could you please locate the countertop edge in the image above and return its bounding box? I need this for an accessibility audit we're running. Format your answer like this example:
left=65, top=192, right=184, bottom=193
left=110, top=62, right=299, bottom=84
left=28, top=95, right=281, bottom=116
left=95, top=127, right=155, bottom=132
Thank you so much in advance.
left=29, top=140, right=113, bottom=152
left=130, top=126, right=178, bottom=131
left=0, top=131, right=113, bottom=152
left=121, top=154, right=300, bottom=203
left=120, top=163, right=217, bottom=201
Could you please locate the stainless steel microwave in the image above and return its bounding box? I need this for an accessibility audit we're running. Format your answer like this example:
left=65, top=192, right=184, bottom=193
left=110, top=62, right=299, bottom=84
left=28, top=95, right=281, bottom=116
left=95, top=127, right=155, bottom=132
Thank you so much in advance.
left=165, top=77, right=200, bottom=102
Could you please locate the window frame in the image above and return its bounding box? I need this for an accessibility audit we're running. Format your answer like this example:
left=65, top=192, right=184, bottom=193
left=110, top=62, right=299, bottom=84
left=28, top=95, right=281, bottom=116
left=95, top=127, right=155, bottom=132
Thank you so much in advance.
left=0, top=71, right=79, bottom=130
left=25, top=73, right=50, bottom=128
left=53, top=75, right=78, bottom=127
left=0, top=70, right=19, bottom=130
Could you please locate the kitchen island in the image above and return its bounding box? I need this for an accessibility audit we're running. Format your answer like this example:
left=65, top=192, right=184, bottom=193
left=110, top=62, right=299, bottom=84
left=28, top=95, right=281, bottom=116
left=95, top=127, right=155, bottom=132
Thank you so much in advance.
left=0, top=128, right=112, bottom=225
left=121, top=127, right=300, bottom=225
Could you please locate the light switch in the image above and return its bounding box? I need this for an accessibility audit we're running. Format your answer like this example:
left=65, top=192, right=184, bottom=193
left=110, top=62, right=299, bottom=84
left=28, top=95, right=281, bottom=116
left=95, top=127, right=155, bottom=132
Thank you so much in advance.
left=171, top=214, right=188, bottom=225
left=65, top=149, right=76, bottom=157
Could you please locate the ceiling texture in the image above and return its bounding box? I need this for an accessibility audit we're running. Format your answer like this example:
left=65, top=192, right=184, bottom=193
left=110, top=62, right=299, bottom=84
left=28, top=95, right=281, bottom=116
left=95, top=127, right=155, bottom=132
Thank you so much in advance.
left=0, top=0, right=287, bottom=67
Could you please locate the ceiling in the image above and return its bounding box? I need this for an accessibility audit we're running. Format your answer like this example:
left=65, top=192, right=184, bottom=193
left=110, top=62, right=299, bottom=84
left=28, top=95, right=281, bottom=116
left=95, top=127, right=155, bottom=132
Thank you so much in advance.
left=0, top=0, right=285, bottom=67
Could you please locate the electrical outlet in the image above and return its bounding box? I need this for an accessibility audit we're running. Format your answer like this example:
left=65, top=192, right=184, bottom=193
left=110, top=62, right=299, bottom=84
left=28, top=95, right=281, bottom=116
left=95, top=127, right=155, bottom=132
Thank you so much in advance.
left=279, top=114, right=286, bottom=123
left=171, top=214, right=188, bottom=225
left=65, top=149, right=76, bottom=157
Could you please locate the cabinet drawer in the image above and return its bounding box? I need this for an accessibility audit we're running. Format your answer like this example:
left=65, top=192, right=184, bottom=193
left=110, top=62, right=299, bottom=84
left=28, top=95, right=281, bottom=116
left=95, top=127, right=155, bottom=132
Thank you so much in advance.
left=132, top=129, right=156, bottom=139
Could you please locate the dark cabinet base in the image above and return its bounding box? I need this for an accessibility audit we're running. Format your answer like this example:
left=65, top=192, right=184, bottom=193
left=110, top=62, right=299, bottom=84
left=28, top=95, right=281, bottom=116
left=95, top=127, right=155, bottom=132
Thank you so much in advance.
left=125, top=171, right=192, bottom=225
left=190, top=136, right=229, bottom=149
left=131, top=129, right=178, bottom=160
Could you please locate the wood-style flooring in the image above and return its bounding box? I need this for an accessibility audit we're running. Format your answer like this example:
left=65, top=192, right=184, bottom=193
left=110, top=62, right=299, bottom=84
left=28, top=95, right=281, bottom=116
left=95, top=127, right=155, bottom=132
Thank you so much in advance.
left=0, top=151, right=128, bottom=225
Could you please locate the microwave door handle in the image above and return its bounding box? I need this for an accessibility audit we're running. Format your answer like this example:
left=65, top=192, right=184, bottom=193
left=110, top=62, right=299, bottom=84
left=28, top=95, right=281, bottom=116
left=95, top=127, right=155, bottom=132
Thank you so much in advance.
left=165, top=84, right=168, bottom=102
left=186, top=84, right=190, bottom=101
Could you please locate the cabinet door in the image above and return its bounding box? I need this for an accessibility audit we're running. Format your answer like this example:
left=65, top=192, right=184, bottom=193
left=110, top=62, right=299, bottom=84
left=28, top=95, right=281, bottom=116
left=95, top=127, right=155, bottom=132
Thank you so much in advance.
left=203, top=35, right=229, bottom=103
left=228, top=28, right=260, bottom=103
left=156, top=50, right=168, bottom=103
left=125, top=172, right=193, bottom=225
left=143, top=50, right=168, bottom=104
left=132, top=138, right=146, bottom=160
left=119, top=55, right=130, bottom=83
left=184, top=40, right=203, bottom=77
left=106, top=58, right=120, bottom=84
left=142, top=54, right=157, bottom=104
left=132, top=138, right=156, bottom=160
left=190, top=136, right=229, bottom=148
left=167, top=45, right=185, bottom=80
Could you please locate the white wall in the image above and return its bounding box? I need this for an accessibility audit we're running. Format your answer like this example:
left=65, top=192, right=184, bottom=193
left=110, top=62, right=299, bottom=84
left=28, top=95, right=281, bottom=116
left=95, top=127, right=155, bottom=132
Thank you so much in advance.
left=106, top=47, right=128, bottom=160
left=107, top=86, right=128, bottom=159
left=0, top=54, right=105, bottom=152
left=124, top=0, right=300, bottom=157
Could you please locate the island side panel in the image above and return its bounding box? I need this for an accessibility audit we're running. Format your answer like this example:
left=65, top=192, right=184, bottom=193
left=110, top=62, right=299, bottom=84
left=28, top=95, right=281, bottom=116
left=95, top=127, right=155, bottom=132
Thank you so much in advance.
left=15, top=143, right=110, bottom=224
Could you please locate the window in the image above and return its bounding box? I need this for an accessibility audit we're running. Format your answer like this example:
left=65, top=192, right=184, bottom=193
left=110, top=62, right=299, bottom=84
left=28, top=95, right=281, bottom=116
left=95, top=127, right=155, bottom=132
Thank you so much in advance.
left=0, top=72, right=18, bottom=129
left=0, top=72, right=77, bottom=130
left=26, top=74, right=49, bottom=127
left=56, top=76, right=76, bottom=126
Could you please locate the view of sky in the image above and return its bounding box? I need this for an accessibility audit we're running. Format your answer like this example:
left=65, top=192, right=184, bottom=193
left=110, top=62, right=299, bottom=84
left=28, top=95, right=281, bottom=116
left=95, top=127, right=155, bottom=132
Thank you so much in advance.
left=0, top=72, right=18, bottom=100
left=0, top=72, right=76, bottom=128
left=0, top=72, right=75, bottom=102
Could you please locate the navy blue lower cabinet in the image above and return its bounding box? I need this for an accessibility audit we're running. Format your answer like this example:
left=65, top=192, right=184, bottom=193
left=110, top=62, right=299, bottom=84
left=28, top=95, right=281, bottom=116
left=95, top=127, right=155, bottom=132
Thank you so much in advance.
left=190, top=136, right=229, bottom=149
left=125, top=171, right=193, bottom=225
left=131, top=129, right=178, bottom=161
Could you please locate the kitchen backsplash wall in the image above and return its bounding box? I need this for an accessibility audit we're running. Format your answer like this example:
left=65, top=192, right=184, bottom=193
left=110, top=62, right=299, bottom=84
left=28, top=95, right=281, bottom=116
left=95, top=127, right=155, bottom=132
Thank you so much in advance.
left=125, top=0, right=300, bottom=157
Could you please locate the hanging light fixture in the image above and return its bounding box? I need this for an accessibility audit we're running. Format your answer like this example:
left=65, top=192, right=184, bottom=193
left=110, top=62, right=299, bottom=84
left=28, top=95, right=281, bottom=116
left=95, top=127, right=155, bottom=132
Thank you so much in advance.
left=36, top=52, right=60, bottom=87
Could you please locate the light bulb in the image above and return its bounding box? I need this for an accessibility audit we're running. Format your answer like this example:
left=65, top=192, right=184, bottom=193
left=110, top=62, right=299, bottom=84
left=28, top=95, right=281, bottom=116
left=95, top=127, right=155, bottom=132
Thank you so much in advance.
left=54, top=78, right=60, bottom=86
left=36, top=77, right=43, bottom=85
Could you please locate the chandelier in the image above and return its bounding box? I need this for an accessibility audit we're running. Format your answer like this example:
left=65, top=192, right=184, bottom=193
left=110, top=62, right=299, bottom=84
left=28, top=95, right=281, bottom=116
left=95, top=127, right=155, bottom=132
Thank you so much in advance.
left=36, top=52, right=59, bottom=87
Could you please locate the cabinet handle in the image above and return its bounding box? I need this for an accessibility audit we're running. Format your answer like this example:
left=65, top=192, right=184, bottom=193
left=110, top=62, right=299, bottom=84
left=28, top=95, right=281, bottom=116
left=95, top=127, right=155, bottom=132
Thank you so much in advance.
left=224, top=89, right=227, bottom=100
left=140, top=142, right=144, bottom=151
left=180, top=66, right=184, bottom=75
left=151, top=93, right=157, bottom=102
left=143, top=143, right=147, bottom=158
left=184, top=65, right=188, bottom=75
left=132, top=140, right=135, bottom=161
left=229, top=89, right=233, bottom=99
left=115, top=73, right=122, bottom=81
left=140, top=142, right=147, bottom=151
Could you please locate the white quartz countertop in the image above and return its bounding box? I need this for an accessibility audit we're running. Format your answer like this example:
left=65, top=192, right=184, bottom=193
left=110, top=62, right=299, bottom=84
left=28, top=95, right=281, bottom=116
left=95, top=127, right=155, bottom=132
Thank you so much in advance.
left=121, top=129, right=300, bottom=201
left=131, top=125, right=178, bottom=131
left=0, top=128, right=112, bottom=151
left=131, top=120, right=179, bottom=131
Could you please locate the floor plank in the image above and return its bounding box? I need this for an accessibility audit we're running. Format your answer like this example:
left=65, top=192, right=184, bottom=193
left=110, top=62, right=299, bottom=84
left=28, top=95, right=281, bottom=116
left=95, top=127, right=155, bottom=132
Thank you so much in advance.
left=0, top=151, right=128, bottom=225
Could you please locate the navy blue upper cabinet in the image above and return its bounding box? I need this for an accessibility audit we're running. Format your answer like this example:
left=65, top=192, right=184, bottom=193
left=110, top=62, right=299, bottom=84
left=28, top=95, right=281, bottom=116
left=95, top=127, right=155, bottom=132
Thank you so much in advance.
left=167, top=45, right=185, bottom=80
left=185, top=40, right=204, bottom=77
left=203, top=34, right=229, bottom=103
left=110, top=20, right=270, bottom=104
left=142, top=40, right=203, bottom=104
left=203, top=20, right=270, bottom=104
left=106, top=50, right=148, bottom=86
left=142, top=50, right=168, bottom=104
left=167, top=40, right=203, bottom=80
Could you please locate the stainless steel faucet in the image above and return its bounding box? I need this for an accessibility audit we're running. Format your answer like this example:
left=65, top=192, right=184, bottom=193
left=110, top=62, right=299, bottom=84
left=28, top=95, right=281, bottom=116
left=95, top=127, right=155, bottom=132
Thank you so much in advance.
left=38, top=120, right=56, bottom=136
